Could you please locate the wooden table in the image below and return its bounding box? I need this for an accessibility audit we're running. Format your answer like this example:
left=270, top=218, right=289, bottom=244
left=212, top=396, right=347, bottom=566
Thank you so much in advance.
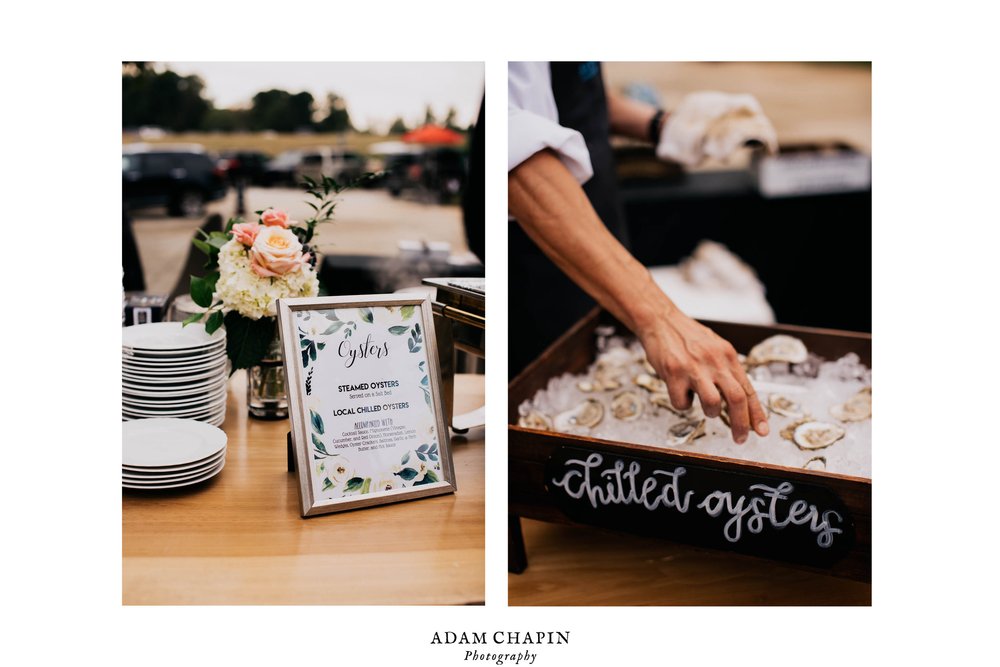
left=123, top=374, right=484, bottom=605
left=508, top=519, right=871, bottom=606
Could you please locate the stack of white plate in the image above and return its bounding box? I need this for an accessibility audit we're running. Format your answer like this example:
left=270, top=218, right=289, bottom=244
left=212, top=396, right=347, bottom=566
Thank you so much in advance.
left=123, top=419, right=227, bottom=489
left=122, top=322, right=228, bottom=426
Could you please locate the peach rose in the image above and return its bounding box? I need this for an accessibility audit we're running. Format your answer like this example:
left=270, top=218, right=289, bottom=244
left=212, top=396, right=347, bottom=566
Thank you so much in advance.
left=260, top=208, right=290, bottom=228
left=249, top=226, right=308, bottom=277
left=231, top=222, right=261, bottom=247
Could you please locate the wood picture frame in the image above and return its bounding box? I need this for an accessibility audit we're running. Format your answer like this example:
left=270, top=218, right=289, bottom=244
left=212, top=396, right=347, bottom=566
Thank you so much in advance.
left=277, top=294, right=456, bottom=517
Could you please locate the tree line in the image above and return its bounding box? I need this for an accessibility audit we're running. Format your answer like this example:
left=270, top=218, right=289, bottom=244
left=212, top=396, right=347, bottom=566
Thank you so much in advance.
left=122, top=62, right=464, bottom=135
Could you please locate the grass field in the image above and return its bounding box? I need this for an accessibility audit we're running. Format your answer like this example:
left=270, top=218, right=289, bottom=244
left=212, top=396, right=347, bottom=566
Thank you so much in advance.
left=121, top=131, right=466, bottom=156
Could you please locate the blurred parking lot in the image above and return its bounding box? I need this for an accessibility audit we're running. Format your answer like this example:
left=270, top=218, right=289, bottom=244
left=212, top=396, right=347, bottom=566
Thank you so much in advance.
left=130, top=187, right=465, bottom=294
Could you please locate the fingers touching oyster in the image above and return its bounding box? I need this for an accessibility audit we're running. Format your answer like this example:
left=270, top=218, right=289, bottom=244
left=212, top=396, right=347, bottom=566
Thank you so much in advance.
left=634, top=373, right=668, bottom=394
left=611, top=391, right=644, bottom=421
left=747, top=335, right=808, bottom=366
left=554, top=399, right=605, bottom=432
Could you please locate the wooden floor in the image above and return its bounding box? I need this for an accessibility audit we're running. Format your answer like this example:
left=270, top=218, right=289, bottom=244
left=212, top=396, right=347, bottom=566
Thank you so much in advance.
left=509, top=519, right=871, bottom=606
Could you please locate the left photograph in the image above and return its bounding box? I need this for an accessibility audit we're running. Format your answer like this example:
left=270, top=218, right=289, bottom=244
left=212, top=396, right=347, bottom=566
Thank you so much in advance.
left=121, top=61, right=485, bottom=605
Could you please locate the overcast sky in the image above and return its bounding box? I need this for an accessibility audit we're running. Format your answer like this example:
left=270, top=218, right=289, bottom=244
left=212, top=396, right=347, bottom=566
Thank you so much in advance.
left=165, top=62, right=484, bottom=132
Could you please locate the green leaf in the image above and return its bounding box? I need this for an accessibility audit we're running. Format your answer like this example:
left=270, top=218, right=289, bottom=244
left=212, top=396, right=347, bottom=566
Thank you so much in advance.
left=417, top=444, right=429, bottom=453
left=205, top=310, right=224, bottom=334
left=182, top=312, right=204, bottom=327
left=413, top=469, right=439, bottom=486
left=401, top=452, right=410, bottom=465
left=311, top=434, right=327, bottom=454
left=310, top=409, right=325, bottom=435
left=407, top=338, right=415, bottom=352
left=360, top=478, right=371, bottom=494
left=322, top=477, right=333, bottom=491
left=345, top=477, right=364, bottom=492
left=322, top=322, right=344, bottom=335
left=359, top=307, right=373, bottom=324
left=190, top=273, right=219, bottom=308
left=394, top=467, right=419, bottom=481
left=420, top=375, right=429, bottom=386
left=225, top=218, right=239, bottom=234
left=388, top=325, right=408, bottom=335
left=223, top=312, right=276, bottom=371
left=192, top=238, right=212, bottom=256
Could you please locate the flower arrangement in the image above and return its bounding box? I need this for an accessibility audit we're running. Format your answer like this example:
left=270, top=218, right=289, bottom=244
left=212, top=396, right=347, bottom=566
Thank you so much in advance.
left=184, top=176, right=347, bottom=370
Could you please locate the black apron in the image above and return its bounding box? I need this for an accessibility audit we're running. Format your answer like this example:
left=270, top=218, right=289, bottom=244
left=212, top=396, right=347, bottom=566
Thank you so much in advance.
left=509, top=62, right=628, bottom=377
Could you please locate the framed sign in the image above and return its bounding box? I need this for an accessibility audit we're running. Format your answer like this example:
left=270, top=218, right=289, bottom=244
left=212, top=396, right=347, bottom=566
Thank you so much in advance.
left=277, top=294, right=456, bottom=517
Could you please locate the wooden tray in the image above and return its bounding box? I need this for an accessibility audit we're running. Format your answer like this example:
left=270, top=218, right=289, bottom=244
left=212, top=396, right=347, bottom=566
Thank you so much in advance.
left=509, top=308, right=871, bottom=582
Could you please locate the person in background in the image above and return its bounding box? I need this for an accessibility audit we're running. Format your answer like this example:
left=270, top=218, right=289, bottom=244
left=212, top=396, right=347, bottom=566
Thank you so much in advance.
left=508, top=62, right=777, bottom=444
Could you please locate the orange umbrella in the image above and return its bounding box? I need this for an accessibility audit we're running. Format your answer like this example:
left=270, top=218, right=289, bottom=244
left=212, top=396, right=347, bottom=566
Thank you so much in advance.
left=401, top=124, right=465, bottom=145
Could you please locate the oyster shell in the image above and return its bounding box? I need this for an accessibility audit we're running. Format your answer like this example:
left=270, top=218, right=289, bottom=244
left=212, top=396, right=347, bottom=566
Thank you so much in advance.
left=554, top=399, right=605, bottom=431
left=791, top=421, right=846, bottom=451
left=768, top=393, right=804, bottom=419
left=611, top=391, right=644, bottom=421
left=747, top=335, right=808, bottom=366
left=517, top=411, right=552, bottom=431
left=649, top=392, right=700, bottom=418
left=803, top=456, right=827, bottom=471
left=665, top=419, right=706, bottom=446
left=576, top=380, right=596, bottom=393
left=633, top=373, right=667, bottom=394
left=830, top=387, right=872, bottom=422
left=641, top=358, right=657, bottom=376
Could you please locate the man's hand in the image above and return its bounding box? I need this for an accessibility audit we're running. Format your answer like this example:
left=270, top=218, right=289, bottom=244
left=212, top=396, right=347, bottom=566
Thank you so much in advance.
left=657, top=91, right=778, bottom=166
left=638, top=305, right=769, bottom=444
left=510, top=149, right=769, bottom=444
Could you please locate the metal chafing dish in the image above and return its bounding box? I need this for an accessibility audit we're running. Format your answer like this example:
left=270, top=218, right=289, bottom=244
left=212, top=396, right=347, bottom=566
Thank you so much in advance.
left=422, top=277, right=485, bottom=432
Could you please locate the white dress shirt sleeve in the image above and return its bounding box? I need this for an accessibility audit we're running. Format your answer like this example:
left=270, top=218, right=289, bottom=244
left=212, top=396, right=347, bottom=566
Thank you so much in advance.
left=508, top=62, right=593, bottom=184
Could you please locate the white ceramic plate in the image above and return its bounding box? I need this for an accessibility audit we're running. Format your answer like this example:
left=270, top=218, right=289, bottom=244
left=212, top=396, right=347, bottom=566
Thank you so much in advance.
left=121, top=376, right=228, bottom=397
left=122, top=348, right=227, bottom=367
left=122, top=460, right=226, bottom=490
left=122, top=418, right=227, bottom=467
left=123, top=456, right=226, bottom=483
left=122, top=322, right=225, bottom=352
left=122, top=411, right=226, bottom=426
left=122, top=447, right=226, bottom=473
left=122, top=402, right=227, bottom=421
left=122, top=365, right=228, bottom=384
left=122, top=387, right=227, bottom=409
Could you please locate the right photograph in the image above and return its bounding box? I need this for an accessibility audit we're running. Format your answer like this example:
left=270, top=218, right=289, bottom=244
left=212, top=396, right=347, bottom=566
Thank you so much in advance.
left=508, top=61, right=871, bottom=605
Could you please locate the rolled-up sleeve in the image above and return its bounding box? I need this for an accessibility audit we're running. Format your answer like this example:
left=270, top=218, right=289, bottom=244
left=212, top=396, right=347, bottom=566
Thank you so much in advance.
left=508, top=62, right=593, bottom=184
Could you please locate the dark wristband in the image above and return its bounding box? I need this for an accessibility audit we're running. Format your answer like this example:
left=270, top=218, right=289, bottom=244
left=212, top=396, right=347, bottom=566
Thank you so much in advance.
left=648, top=109, right=666, bottom=144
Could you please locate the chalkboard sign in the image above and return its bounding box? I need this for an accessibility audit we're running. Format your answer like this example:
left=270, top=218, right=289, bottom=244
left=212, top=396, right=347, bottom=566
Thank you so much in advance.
left=545, top=446, right=855, bottom=568
left=278, top=294, right=456, bottom=517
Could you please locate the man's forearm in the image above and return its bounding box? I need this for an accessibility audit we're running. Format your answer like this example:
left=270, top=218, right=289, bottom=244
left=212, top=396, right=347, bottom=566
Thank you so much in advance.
left=508, top=149, right=674, bottom=333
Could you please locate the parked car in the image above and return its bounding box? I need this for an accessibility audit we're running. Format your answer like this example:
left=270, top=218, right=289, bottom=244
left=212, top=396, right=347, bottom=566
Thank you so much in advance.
left=122, top=144, right=227, bottom=217
left=263, top=147, right=365, bottom=188
left=217, top=150, right=271, bottom=186
left=383, top=147, right=467, bottom=203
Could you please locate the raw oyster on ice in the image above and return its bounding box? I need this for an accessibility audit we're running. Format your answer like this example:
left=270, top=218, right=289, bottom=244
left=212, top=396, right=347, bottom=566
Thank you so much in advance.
left=803, top=456, right=828, bottom=471
left=791, top=421, right=846, bottom=451
left=554, top=399, right=605, bottom=431
left=665, top=419, right=706, bottom=446
left=830, top=387, right=872, bottom=422
left=747, top=334, right=808, bottom=366
left=633, top=373, right=668, bottom=394
left=517, top=411, right=553, bottom=431
left=611, top=391, right=644, bottom=421
left=768, top=393, right=805, bottom=419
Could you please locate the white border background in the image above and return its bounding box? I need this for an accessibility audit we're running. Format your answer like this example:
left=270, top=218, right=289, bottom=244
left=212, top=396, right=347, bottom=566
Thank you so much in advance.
left=5, top=0, right=998, bottom=664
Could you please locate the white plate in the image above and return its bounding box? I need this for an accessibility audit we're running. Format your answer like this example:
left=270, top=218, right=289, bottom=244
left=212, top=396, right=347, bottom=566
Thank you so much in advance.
left=122, top=322, right=226, bottom=352
left=123, top=418, right=227, bottom=467
left=122, top=348, right=227, bottom=367
left=122, top=365, right=228, bottom=384
left=123, top=447, right=226, bottom=473
left=122, top=378, right=228, bottom=399
left=122, top=387, right=227, bottom=409
left=123, top=411, right=226, bottom=425
left=123, top=456, right=226, bottom=483
left=122, top=460, right=226, bottom=490
left=122, top=373, right=227, bottom=393
left=122, top=402, right=227, bottom=420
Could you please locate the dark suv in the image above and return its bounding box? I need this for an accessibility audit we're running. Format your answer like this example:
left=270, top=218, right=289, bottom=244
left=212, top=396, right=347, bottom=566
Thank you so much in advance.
left=123, top=145, right=228, bottom=217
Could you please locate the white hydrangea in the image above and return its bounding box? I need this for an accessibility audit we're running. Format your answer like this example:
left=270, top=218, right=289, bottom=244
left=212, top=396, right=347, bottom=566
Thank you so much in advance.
left=215, top=239, right=319, bottom=320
